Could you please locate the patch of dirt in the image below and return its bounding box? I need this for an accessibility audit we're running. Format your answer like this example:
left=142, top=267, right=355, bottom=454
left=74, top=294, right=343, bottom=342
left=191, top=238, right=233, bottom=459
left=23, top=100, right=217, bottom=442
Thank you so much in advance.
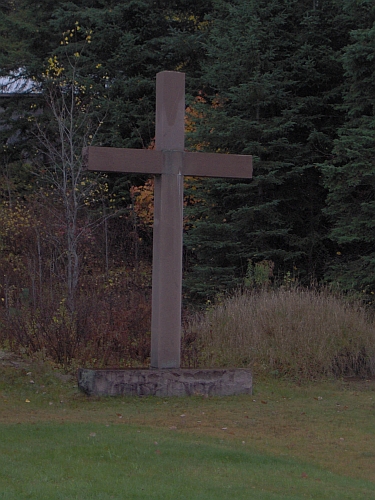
left=54, top=371, right=74, bottom=382
left=343, top=375, right=375, bottom=381
left=342, top=375, right=375, bottom=391
left=0, top=349, right=31, bottom=369
left=0, top=349, right=73, bottom=382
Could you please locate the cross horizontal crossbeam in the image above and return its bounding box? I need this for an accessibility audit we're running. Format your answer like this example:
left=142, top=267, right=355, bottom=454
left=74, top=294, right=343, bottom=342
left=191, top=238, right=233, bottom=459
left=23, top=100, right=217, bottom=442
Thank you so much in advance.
left=83, top=147, right=252, bottom=178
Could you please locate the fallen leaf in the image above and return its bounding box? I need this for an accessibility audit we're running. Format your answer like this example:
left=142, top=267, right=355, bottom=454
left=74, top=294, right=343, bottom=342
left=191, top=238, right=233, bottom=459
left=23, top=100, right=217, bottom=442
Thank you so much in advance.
left=261, top=400, right=268, bottom=404
left=89, top=432, right=96, bottom=437
left=25, top=399, right=30, bottom=403
left=301, top=472, right=308, bottom=478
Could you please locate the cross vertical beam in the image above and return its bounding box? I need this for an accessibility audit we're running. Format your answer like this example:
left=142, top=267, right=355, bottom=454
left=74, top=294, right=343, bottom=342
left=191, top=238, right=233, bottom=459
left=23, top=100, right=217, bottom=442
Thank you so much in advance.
left=151, top=72, right=185, bottom=368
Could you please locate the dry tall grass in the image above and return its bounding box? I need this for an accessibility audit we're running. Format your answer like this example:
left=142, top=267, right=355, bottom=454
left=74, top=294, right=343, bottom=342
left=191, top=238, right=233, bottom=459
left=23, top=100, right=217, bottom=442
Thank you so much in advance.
left=182, top=288, right=375, bottom=379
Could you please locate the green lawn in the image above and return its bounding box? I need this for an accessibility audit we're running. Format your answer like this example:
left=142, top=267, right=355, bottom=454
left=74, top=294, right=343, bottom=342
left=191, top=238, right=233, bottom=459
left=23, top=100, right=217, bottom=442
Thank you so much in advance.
left=1, top=422, right=374, bottom=500
left=1, top=358, right=375, bottom=499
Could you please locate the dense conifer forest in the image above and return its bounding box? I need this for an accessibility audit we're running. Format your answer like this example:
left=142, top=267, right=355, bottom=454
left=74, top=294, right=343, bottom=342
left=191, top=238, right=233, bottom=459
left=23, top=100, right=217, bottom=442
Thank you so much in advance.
left=0, top=0, right=374, bottom=365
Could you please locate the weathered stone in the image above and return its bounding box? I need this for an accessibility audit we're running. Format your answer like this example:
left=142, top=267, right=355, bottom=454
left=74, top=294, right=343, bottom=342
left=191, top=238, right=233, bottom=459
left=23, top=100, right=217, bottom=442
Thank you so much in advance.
left=78, top=368, right=252, bottom=397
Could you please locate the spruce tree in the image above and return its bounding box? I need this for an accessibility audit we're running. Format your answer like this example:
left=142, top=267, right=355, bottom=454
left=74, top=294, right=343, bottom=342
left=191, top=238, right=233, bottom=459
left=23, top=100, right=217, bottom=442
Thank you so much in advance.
left=184, top=0, right=350, bottom=301
left=322, top=0, right=375, bottom=293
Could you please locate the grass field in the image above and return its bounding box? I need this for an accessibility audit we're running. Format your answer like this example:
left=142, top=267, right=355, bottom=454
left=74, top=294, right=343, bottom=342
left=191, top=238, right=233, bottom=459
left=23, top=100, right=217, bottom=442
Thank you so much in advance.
left=1, top=354, right=375, bottom=499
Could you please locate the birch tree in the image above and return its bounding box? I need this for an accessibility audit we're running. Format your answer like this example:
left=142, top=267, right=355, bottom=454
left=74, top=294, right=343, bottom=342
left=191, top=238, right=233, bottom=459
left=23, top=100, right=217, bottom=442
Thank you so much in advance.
left=34, top=49, right=105, bottom=313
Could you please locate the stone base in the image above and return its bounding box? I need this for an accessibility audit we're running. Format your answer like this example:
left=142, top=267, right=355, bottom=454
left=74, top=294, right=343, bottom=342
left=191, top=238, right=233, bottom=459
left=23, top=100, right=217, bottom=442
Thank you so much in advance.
left=77, top=368, right=252, bottom=397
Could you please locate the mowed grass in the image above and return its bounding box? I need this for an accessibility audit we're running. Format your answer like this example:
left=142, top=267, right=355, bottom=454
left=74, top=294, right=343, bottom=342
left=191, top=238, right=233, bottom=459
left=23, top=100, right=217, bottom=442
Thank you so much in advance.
left=1, top=422, right=374, bottom=500
left=1, top=359, right=375, bottom=499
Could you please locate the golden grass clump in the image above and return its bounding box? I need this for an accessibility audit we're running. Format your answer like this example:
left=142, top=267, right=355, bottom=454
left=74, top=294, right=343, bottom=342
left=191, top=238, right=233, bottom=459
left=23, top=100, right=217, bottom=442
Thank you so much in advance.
left=183, top=288, right=375, bottom=380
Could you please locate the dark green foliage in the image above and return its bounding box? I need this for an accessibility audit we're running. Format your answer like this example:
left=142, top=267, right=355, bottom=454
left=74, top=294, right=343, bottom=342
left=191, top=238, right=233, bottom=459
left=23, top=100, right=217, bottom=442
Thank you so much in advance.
left=1, top=0, right=212, bottom=204
left=46, top=0, right=212, bottom=149
left=0, top=0, right=65, bottom=75
left=184, top=0, right=350, bottom=301
left=1, top=0, right=375, bottom=314
left=322, top=0, right=375, bottom=293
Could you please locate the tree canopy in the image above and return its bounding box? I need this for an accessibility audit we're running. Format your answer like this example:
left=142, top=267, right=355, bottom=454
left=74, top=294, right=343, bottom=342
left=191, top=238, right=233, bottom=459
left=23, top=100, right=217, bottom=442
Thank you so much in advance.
left=0, top=0, right=374, bottom=311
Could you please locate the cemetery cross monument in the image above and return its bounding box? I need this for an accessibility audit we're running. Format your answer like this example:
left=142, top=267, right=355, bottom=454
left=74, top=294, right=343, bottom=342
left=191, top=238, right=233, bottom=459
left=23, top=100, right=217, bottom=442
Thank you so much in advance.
left=83, top=71, right=252, bottom=369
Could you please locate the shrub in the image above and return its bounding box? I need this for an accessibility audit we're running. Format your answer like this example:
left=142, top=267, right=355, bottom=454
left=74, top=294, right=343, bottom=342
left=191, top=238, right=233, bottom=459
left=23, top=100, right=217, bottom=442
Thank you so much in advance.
left=182, top=288, right=375, bottom=380
left=0, top=271, right=152, bottom=369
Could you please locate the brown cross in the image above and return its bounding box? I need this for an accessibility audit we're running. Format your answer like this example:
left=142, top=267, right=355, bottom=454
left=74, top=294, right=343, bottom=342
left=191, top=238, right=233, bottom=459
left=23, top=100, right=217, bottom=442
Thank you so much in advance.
left=83, top=71, right=252, bottom=369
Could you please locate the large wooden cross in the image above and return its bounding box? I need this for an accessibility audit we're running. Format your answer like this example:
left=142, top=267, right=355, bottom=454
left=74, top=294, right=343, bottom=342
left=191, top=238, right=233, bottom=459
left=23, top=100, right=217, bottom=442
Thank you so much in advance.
left=83, top=71, right=252, bottom=369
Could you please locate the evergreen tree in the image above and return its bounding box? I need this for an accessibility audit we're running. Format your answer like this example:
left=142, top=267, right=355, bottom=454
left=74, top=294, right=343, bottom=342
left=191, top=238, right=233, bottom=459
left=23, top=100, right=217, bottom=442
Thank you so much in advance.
left=322, top=0, right=375, bottom=293
left=1, top=0, right=212, bottom=176
left=184, top=0, right=350, bottom=301
left=46, top=0, right=212, bottom=149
